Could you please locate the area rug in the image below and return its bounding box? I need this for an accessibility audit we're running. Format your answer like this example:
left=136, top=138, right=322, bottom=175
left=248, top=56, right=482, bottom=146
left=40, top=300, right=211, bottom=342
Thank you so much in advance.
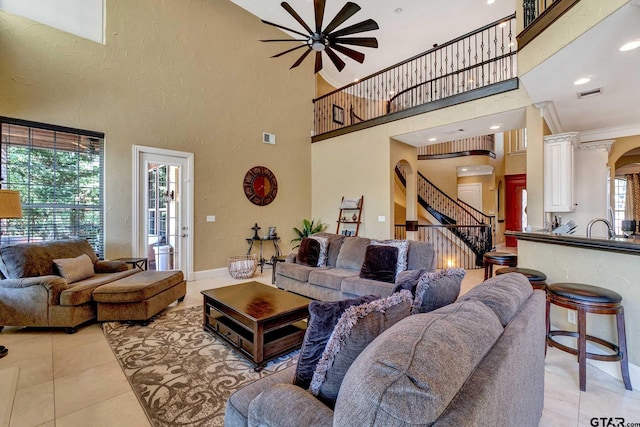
left=103, top=306, right=299, bottom=427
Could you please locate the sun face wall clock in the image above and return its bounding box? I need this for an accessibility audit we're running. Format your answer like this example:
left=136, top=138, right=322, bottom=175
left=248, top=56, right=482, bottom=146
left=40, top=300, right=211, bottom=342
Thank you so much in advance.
left=243, top=166, right=278, bottom=206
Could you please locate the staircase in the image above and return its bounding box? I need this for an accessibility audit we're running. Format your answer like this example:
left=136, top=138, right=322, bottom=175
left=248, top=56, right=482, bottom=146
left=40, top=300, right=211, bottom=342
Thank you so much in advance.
left=395, top=165, right=493, bottom=267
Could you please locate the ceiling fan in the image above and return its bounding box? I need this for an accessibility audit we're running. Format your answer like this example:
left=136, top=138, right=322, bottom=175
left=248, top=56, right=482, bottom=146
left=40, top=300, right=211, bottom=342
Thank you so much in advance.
left=260, top=0, right=379, bottom=73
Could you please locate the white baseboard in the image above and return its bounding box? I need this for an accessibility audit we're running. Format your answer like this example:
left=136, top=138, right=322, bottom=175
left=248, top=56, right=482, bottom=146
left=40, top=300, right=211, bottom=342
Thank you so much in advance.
left=189, top=267, right=230, bottom=282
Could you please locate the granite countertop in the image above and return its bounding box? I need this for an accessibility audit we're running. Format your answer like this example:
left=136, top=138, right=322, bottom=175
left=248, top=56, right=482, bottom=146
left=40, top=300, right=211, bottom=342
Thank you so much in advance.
left=506, top=230, right=640, bottom=255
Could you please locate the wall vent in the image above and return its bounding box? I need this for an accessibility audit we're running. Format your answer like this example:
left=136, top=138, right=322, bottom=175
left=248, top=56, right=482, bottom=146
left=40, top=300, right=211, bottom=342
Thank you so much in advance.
left=262, top=132, right=276, bottom=145
left=577, top=88, right=603, bottom=99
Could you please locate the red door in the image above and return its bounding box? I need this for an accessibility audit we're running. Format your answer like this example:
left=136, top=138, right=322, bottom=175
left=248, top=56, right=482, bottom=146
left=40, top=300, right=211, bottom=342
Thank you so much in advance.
left=505, top=174, right=526, bottom=247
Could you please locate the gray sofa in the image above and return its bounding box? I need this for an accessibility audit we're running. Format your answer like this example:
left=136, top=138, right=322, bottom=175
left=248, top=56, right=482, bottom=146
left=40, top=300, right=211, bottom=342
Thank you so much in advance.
left=225, top=272, right=545, bottom=426
left=276, top=233, right=436, bottom=300
left=0, top=239, right=139, bottom=332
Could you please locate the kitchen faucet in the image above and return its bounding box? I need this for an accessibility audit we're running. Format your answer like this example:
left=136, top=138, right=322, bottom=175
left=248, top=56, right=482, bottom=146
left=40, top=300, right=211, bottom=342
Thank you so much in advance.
left=586, top=218, right=616, bottom=239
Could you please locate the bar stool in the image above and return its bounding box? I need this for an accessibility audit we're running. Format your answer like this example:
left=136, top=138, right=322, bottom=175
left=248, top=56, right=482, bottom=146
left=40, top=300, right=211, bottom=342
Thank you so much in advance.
left=546, top=282, right=632, bottom=391
left=495, top=267, right=547, bottom=290
left=483, top=251, right=517, bottom=280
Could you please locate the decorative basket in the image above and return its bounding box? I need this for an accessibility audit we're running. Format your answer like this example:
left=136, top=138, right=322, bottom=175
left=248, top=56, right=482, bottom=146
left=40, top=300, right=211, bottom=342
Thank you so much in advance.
left=227, top=254, right=257, bottom=279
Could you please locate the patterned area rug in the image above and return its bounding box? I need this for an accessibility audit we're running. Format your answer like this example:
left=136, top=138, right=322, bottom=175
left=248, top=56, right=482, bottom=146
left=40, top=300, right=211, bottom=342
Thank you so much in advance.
left=103, top=306, right=298, bottom=427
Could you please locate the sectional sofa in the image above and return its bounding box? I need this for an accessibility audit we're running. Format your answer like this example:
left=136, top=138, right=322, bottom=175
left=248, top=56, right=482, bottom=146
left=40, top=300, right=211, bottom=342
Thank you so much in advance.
left=275, top=233, right=436, bottom=300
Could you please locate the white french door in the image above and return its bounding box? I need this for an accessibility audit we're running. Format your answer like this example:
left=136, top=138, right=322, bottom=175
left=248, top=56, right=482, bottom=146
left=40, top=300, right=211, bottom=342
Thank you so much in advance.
left=132, top=146, right=194, bottom=280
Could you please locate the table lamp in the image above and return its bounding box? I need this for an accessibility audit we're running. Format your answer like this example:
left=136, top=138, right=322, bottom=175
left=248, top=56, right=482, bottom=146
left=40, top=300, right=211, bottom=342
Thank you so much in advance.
left=0, top=189, right=22, bottom=243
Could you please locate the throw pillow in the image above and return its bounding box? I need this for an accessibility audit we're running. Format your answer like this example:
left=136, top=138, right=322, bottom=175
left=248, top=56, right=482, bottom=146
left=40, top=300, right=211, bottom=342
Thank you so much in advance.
left=309, top=290, right=413, bottom=407
left=392, top=268, right=428, bottom=295
left=308, top=235, right=329, bottom=267
left=53, top=254, right=95, bottom=284
left=359, top=245, right=398, bottom=283
left=293, top=295, right=378, bottom=390
left=411, top=268, right=465, bottom=314
left=372, top=239, right=409, bottom=276
left=335, top=237, right=371, bottom=270
left=297, top=238, right=321, bottom=267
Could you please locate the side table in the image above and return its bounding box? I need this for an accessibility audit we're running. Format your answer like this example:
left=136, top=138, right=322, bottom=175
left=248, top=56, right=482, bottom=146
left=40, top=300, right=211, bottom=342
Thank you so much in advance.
left=114, top=257, right=148, bottom=271
left=246, top=236, right=281, bottom=273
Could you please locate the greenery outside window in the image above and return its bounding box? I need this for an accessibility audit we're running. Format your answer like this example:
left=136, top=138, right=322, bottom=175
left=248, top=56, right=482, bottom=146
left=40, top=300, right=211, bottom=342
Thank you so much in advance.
left=0, top=117, right=105, bottom=257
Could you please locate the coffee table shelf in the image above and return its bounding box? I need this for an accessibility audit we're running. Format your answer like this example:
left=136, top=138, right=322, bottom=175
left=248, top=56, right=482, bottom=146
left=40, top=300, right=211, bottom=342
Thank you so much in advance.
left=201, top=281, right=310, bottom=371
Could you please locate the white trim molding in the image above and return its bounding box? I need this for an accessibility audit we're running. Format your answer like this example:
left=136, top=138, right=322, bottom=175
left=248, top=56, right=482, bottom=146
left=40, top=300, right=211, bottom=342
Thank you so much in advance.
left=580, top=122, right=640, bottom=143
left=576, top=140, right=614, bottom=152
left=534, top=101, right=563, bottom=134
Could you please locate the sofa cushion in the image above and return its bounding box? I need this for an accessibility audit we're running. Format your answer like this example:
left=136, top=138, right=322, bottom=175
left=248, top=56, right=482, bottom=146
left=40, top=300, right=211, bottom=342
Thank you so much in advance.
left=0, top=239, right=98, bottom=279
left=412, top=268, right=465, bottom=314
left=392, top=268, right=427, bottom=295
left=298, top=238, right=321, bottom=267
left=458, top=272, right=532, bottom=326
left=308, top=268, right=358, bottom=291
left=335, top=237, right=371, bottom=270
left=294, top=295, right=378, bottom=390
left=53, top=254, right=95, bottom=284
left=309, top=290, right=413, bottom=407
left=340, top=276, right=396, bottom=298
left=59, top=270, right=139, bottom=306
left=92, top=270, right=184, bottom=303
left=407, top=240, right=436, bottom=271
left=314, top=233, right=345, bottom=267
left=359, top=245, right=398, bottom=283
left=277, top=261, right=323, bottom=283
left=309, top=235, right=329, bottom=267
left=333, top=299, right=504, bottom=426
left=372, top=239, right=409, bottom=276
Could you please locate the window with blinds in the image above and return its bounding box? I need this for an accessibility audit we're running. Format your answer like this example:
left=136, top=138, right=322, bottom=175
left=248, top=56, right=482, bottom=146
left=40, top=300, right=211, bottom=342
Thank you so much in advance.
left=0, top=117, right=105, bottom=257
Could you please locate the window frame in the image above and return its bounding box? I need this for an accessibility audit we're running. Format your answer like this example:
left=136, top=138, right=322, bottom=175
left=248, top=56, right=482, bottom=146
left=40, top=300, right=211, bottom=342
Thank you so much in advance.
left=0, top=116, right=105, bottom=257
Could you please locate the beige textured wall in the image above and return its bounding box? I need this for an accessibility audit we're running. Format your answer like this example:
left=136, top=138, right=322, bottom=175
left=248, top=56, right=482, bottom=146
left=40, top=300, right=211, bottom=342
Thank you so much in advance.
left=0, top=0, right=314, bottom=272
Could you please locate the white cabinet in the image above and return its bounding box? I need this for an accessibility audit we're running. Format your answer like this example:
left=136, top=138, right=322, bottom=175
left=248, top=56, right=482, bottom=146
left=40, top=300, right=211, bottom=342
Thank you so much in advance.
left=544, top=132, right=578, bottom=212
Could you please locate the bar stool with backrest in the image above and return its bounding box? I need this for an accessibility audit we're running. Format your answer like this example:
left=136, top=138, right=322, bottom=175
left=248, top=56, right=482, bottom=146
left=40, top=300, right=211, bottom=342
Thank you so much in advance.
left=495, top=267, right=547, bottom=290
left=483, top=251, right=518, bottom=280
left=546, top=282, right=632, bottom=391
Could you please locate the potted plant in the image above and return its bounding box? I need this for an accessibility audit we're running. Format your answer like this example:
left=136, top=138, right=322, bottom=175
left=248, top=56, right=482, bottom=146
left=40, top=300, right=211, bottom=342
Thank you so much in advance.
left=291, top=218, right=326, bottom=249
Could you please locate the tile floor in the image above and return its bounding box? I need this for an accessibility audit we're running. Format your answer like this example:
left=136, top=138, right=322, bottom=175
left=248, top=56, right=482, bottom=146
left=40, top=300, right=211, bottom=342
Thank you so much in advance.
left=0, top=268, right=638, bottom=427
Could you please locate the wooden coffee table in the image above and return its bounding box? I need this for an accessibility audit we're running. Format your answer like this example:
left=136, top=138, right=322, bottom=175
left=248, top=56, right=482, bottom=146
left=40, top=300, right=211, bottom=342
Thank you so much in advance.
left=201, top=281, right=311, bottom=371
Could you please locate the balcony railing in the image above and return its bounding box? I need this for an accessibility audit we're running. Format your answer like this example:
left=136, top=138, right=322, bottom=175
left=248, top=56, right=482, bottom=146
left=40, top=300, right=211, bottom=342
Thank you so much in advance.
left=518, top=0, right=580, bottom=49
left=417, top=135, right=495, bottom=159
left=313, top=14, right=517, bottom=140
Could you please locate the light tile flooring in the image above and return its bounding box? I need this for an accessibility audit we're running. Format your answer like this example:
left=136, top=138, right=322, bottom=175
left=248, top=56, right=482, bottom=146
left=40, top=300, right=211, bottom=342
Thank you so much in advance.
left=0, top=268, right=638, bottom=427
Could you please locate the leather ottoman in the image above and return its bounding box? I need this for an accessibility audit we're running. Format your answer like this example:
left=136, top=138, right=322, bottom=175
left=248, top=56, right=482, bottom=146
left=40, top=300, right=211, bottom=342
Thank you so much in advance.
left=93, top=270, right=186, bottom=323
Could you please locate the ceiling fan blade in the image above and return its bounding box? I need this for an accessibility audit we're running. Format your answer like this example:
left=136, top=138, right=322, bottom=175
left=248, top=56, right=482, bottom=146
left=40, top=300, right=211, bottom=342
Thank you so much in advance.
left=323, top=2, right=361, bottom=35
left=271, top=44, right=308, bottom=58
left=290, top=48, right=313, bottom=69
left=315, top=51, right=323, bottom=73
left=324, top=46, right=346, bottom=72
left=261, top=19, right=310, bottom=38
left=330, top=43, right=365, bottom=63
left=260, top=39, right=309, bottom=42
left=329, top=19, right=379, bottom=38
left=314, top=0, right=326, bottom=34
left=280, top=2, right=314, bottom=34
left=333, top=36, right=379, bottom=48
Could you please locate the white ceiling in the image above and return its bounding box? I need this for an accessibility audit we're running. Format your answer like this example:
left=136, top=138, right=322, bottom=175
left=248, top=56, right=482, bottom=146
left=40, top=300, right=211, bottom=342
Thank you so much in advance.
left=231, top=0, right=640, bottom=147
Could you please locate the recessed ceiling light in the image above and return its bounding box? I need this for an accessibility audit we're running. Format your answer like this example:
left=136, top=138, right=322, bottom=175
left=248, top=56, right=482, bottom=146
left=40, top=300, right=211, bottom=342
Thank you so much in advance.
left=619, top=40, right=640, bottom=52
left=353, top=78, right=359, bottom=82
left=574, top=77, right=591, bottom=85
left=498, top=22, right=507, bottom=28
left=394, top=7, right=403, bottom=14
left=490, top=125, right=500, bottom=130
left=487, top=0, right=495, bottom=4
left=389, top=91, right=395, bottom=95
left=461, top=168, right=469, bottom=171
left=428, top=137, right=437, bottom=142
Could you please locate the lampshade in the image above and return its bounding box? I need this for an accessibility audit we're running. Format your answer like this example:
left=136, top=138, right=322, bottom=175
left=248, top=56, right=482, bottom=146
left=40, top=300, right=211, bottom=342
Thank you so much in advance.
left=0, top=189, right=23, bottom=219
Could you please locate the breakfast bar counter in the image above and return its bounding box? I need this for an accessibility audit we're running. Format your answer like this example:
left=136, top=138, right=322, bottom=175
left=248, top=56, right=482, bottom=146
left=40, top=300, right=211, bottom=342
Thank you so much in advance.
left=506, top=230, right=640, bottom=384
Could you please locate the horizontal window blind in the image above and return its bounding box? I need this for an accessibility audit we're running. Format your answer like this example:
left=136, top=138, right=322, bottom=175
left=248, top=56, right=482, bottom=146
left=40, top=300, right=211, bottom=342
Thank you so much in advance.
left=0, top=117, right=105, bottom=257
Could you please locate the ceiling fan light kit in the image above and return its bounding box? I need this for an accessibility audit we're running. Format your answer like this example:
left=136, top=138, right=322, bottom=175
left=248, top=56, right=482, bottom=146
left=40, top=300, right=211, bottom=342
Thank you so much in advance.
left=261, top=0, right=379, bottom=73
